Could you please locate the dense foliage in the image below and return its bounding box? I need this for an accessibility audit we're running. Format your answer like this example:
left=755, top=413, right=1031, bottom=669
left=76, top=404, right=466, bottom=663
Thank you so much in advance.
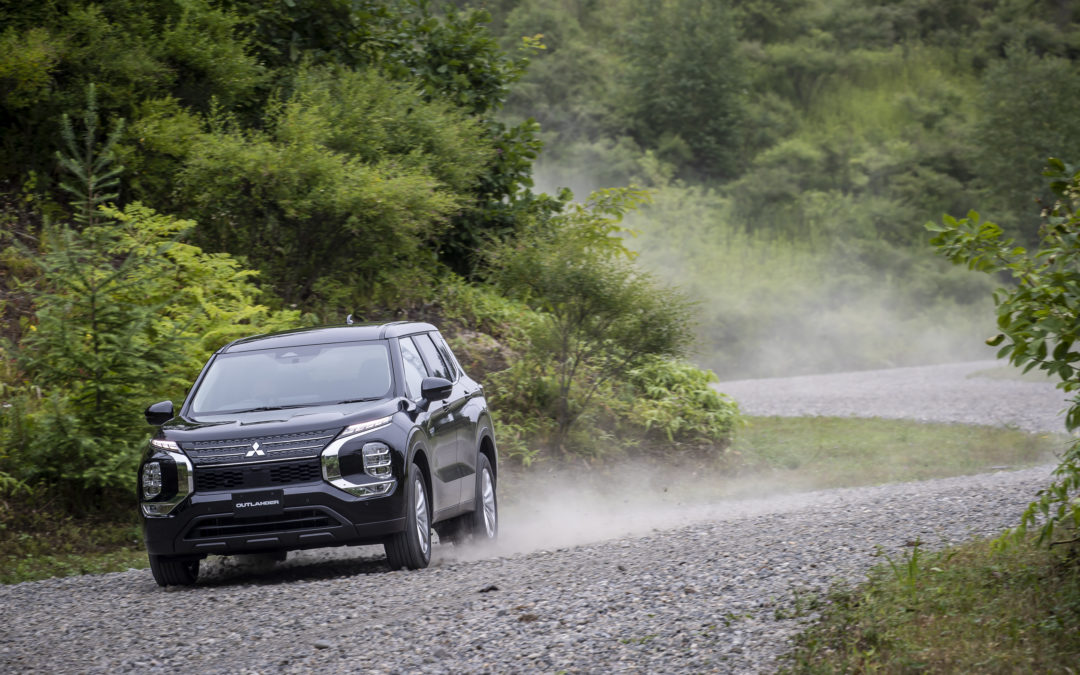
left=3, top=0, right=1079, bottom=517
left=930, top=161, right=1080, bottom=546
left=0, top=0, right=728, bottom=511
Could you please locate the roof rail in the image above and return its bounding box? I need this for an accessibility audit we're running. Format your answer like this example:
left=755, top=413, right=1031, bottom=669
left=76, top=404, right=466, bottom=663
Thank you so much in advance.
left=378, top=321, right=410, bottom=338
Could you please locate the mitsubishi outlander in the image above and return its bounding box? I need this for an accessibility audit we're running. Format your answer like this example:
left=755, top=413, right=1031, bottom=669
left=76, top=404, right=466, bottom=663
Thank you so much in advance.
left=138, top=322, right=499, bottom=586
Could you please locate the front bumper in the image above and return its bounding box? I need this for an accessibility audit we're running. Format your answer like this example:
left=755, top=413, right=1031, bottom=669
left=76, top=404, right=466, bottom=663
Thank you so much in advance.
left=142, top=481, right=407, bottom=556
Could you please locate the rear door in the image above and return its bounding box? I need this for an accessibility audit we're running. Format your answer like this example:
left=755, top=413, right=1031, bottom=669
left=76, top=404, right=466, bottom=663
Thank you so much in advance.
left=398, top=335, right=460, bottom=514
left=429, top=331, right=483, bottom=507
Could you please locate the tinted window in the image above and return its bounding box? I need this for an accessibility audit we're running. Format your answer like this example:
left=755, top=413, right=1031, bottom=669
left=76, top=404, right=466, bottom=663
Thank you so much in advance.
left=190, top=342, right=392, bottom=414
left=398, top=336, right=427, bottom=399
left=432, top=333, right=462, bottom=379
left=414, top=333, right=451, bottom=381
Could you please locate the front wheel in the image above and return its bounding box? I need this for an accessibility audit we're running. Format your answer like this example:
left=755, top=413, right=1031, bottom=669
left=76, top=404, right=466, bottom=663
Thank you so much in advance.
left=149, top=554, right=199, bottom=587
left=384, top=463, right=432, bottom=570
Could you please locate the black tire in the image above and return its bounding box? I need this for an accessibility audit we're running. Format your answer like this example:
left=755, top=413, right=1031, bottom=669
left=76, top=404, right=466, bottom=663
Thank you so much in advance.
left=464, top=453, right=498, bottom=543
left=149, top=554, right=199, bottom=587
left=384, top=463, right=432, bottom=570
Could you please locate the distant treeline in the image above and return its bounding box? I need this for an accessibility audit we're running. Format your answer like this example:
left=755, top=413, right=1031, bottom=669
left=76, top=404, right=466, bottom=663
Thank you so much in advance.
left=466, top=0, right=1080, bottom=376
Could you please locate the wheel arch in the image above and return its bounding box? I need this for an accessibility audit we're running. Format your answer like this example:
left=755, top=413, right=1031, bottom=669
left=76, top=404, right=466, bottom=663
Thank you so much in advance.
left=476, top=414, right=498, bottom=483
left=408, top=443, right=433, bottom=506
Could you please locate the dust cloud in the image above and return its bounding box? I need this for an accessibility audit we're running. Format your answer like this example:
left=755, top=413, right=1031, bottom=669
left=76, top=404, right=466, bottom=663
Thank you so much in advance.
left=433, top=463, right=812, bottom=563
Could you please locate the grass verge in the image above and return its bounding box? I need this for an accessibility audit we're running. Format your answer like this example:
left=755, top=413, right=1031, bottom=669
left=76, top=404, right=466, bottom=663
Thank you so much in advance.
left=968, top=365, right=1056, bottom=383
left=782, top=537, right=1080, bottom=673
left=0, top=496, right=148, bottom=584
left=734, top=416, right=1063, bottom=492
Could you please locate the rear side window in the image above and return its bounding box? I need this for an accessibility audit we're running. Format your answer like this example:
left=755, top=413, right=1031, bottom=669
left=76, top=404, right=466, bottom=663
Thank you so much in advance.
left=398, top=336, right=427, bottom=399
left=433, top=333, right=462, bottom=378
left=414, top=333, right=452, bottom=381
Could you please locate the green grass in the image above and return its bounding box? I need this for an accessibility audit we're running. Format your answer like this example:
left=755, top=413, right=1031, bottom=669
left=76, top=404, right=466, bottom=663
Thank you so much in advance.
left=782, top=537, right=1080, bottom=673
left=968, top=365, right=1057, bottom=383
left=733, top=416, right=1063, bottom=492
left=0, top=499, right=148, bottom=584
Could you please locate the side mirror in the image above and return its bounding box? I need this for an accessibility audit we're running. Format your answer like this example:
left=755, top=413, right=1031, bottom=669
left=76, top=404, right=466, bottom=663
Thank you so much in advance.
left=144, top=400, right=175, bottom=426
left=420, top=377, right=453, bottom=404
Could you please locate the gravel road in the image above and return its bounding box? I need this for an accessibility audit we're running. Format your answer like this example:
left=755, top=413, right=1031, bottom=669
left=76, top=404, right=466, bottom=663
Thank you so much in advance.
left=717, top=359, right=1068, bottom=434
left=0, top=362, right=1064, bottom=674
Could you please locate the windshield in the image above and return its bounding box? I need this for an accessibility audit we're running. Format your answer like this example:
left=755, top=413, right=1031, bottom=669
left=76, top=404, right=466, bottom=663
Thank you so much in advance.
left=189, top=341, right=393, bottom=415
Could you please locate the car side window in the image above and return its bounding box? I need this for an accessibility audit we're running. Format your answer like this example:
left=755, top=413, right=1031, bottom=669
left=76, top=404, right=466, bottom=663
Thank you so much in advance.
left=414, top=333, right=452, bottom=381
left=432, top=333, right=462, bottom=379
left=398, top=336, right=428, bottom=399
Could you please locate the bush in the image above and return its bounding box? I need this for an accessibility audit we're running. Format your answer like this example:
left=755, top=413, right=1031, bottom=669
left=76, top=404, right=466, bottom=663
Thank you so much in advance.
left=930, top=158, right=1080, bottom=547
left=489, top=188, right=693, bottom=449
left=626, top=357, right=741, bottom=447
left=178, top=65, right=492, bottom=310
left=1, top=204, right=303, bottom=509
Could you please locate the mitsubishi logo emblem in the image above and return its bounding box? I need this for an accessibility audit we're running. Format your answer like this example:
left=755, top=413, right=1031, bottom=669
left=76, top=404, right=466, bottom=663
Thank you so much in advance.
left=246, top=441, right=265, bottom=457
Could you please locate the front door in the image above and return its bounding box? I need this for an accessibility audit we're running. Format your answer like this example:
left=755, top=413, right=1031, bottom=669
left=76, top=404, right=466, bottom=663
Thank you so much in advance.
left=398, top=336, right=461, bottom=513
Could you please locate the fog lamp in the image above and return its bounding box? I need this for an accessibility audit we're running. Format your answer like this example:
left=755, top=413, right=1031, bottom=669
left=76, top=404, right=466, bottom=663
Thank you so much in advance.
left=142, top=461, right=162, bottom=499
left=141, top=502, right=176, bottom=517
left=347, top=481, right=394, bottom=497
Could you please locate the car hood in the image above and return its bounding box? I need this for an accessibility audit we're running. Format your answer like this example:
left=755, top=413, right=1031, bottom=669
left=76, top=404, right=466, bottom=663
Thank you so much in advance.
left=159, top=399, right=400, bottom=442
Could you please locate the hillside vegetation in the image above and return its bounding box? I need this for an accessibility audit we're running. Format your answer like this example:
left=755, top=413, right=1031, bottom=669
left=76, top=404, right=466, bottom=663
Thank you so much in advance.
left=2, top=0, right=1079, bottom=520
left=0, top=0, right=736, bottom=517
left=479, top=0, right=1080, bottom=376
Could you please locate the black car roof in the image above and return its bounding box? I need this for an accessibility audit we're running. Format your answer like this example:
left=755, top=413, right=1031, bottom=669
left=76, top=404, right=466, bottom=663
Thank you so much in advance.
left=220, top=322, right=439, bottom=353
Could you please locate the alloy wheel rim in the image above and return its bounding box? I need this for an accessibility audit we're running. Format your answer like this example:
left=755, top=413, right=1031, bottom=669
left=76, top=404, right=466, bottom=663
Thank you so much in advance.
left=415, top=478, right=430, bottom=556
left=481, top=469, right=496, bottom=538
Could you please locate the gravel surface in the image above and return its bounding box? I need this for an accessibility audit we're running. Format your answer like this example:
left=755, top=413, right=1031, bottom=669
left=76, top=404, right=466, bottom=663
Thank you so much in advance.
left=717, top=360, right=1069, bottom=434
left=0, top=362, right=1064, bottom=674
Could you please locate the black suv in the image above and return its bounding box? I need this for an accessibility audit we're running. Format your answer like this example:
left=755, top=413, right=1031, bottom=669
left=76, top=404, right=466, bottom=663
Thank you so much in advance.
left=138, top=322, right=498, bottom=586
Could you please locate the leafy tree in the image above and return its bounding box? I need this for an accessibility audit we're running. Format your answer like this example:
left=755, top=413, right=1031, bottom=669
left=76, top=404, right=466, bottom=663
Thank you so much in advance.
left=623, top=0, right=746, bottom=179
left=0, top=0, right=263, bottom=184
left=177, top=65, right=492, bottom=307
left=0, top=90, right=302, bottom=508
left=929, top=159, right=1080, bottom=546
left=970, top=46, right=1080, bottom=242
left=490, top=188, right=693, bottom=449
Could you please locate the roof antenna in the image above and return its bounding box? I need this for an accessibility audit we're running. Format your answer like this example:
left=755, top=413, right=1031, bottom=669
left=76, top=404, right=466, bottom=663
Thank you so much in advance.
left=346, top=314, right=355, bottom=325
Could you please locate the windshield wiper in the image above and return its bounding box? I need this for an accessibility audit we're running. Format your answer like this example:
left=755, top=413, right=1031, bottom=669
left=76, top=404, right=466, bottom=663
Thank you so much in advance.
left=334, top=397, right=382, bottom=405
left=231, top=404, right=312, bottom=413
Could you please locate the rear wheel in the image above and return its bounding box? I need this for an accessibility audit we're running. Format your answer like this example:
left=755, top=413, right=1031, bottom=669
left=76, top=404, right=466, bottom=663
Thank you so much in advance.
left=384, top=463, right=432, bottom=570
left=465, top=454, right=498, bottom=543
left=149, top=554, right=199, bottom=587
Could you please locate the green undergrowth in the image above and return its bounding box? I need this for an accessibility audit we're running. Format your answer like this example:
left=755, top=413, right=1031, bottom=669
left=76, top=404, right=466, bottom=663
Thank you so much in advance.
left=783, top=537, right=1080, bottom=673
left=734, top=416, right=1063, bottom=492
left=0, top=496, right=146, bottom=584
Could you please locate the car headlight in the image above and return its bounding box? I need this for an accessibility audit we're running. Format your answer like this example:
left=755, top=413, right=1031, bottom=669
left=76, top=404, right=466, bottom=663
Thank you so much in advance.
left=322, top=421, right=397, bottom=499
left=142, top=461, right=162, bottom=499
left=362, top=443, right=392, bottom=478
left=139, top=449, right=193, bottom=518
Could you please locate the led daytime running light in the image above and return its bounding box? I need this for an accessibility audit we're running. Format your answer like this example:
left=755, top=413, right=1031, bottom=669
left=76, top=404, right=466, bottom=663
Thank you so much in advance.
left=150, top=438, right=180, bottom=451
left=340, top=415, right=393, bottom=438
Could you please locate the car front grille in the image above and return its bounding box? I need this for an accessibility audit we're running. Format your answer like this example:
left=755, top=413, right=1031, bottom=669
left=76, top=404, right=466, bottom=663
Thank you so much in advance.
left=182, top=428, right=339, bottom=466
left=194, top=459, right=323, bottom=493
left=184, top=508, right=342, bottom=540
